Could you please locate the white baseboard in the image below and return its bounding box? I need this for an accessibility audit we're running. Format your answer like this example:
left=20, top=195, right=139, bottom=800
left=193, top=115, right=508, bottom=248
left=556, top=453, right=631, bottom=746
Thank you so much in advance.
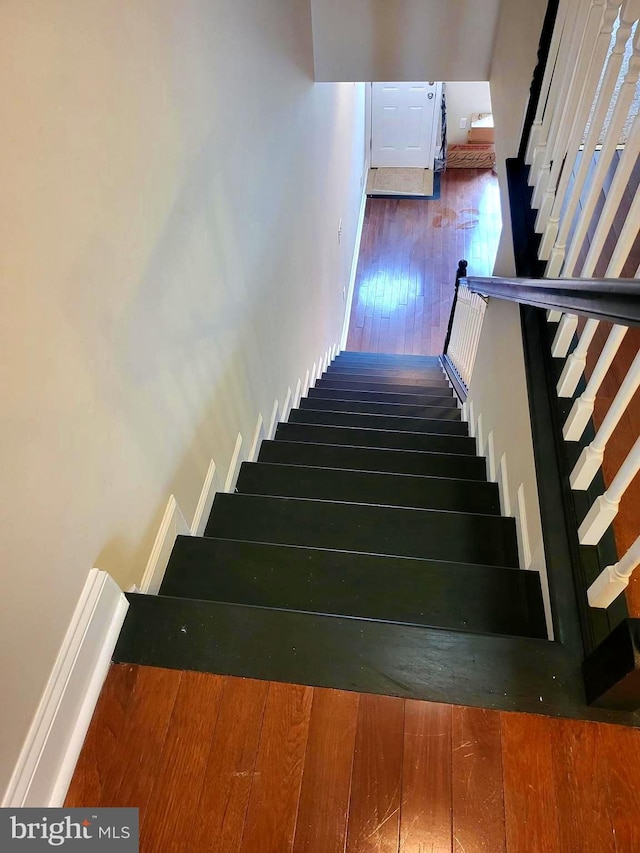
left=303, top=369, right=311, bottom=397
left=281, top=387, right=293, bottom=421
left=190, top=459, right=218, bottom=536
left=248, top=414, right=265, bottom=462
left=340, top=179, right=368, bottom=349
left=2, top=570, right=128, bottom=807
left=140, top=495, right=190, bottom=594
left=224, top=433, right=244, bottom=493
left=293, top=377, right=302, bottom=408
left=267, top=399, right=280, bottom=440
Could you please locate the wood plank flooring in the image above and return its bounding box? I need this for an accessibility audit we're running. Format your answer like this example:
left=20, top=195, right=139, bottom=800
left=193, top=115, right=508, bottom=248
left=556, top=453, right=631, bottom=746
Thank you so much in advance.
left=67, top=665, right=640, bottom=853
left=346, top=169, right=501, bottom=356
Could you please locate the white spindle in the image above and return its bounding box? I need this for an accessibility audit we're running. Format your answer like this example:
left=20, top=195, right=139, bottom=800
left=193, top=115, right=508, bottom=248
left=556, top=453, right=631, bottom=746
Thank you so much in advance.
left=557, top=318, right=600, bottom=397
left=551, top=313, right=578, bottom=358
left=588, top=533, right=640, bottom=608
left=563, top=22, right=640, bottom=276
left=545, top=0, right=639, bottom=277
left=526, top=0, right=571, bottom=165
left=606, top=189, right=640, bottom=276
left=531, top=0, right=584, bottom=206
left=530, top=0, right=578, bottom=182
left=563, top=324, right=628, bottom=440
left=570, top=349, right=640, bottom=489
left=547, top=309, right=563, bottom=322
left=578, top=435, right=640, bottom=544
left=538, top=0, right=620, bottom=257
left=532, top=0, right=597, bottom=215
left=581, top=112, right=640, bottom=276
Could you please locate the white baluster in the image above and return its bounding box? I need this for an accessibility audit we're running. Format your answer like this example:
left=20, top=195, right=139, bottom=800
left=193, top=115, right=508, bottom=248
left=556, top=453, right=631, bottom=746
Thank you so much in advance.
left=564, top=21, right=640, bottom=276
left=588, top=534, right=640, bottom=608
left=606, top=189, right=640, bottom=276
left=564, top=324, right=628, bottom=440
left=582, top=111, right=640, bottom=276
left=557, top=318, right=600, bottom=397
left=551, top=313, right=578, bottom=358
left=547, top=309, right=563, bottom=322
left=526, top=0, right=571, bottom=165
left=530, top=0, right=576, bottom=182
left=531, top=0, right=604, bottom=216
left=579, top=435, right=640, bottom=544
left=538, top=0, right=620, bottom=258
left=546, top=0, right=639, bottom=277
left=570, top=349, right=640, bottom=489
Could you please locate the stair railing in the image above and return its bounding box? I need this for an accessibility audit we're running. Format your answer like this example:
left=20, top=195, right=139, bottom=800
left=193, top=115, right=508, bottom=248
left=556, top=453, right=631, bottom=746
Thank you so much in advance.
left=525, top=0, right=640, bottom=282
left=461, top=274, right=639, bottom=612
left=442, top=260, right=487, bottom=398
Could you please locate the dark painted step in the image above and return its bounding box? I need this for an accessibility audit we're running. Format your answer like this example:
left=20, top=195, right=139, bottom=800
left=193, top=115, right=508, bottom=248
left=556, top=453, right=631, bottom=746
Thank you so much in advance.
left=235, top=462, right=500, bottom=515
left=275, top=422, right=476, bottom=454
left=204, top=493, right=520, bottom=567
left=316, top=378, right=454, bottom=396
left=114, top=595, right=634, bottom=723
left=335, top=352, right=441, bottom=365
left=308, top=387, right=458, bottom=408
left=258, top=439, right=488, bottom=480
left=321, top=371, right=450, bottom=388
left=299, top=396, right=461, bottom=419
left=325, top=365, right=446, bottom=381
left=160, top=536, right=547, bottom=638
left=287, top=409, right=468, bottom=435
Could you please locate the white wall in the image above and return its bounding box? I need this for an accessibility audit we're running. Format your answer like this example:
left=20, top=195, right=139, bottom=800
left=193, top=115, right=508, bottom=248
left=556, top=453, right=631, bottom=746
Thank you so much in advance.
left=0, top=0, right=366, bottom=798
left=466, top=298, right=553, bottom=636
left=490, top=0, right=549, bottom=274
left=311, top=0, right=502, bottom=82
left=445, top=82, right=493, bottom=145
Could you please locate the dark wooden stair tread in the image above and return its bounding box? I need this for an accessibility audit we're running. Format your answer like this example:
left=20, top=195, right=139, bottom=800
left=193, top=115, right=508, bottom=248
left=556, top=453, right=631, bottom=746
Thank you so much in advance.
left=307, top=387, right=458, bottom=407
left=258, top=439, right=488, bottom=480
left=321, top=371, right=451, bottom=388
left=316, top=377, right=456, bottom=395
left=113, top=593, right=635, bottom=723
left=299, top=397, right=461, bottom=419
left=160, top=536, right=546, bottom=637
left=275, top=422, right=476, bottom=454
left=235, top=461, right=500, bottom=514
left=287, top=408, right=468, bottom=435
left=204, top=493, right=520, bottom=567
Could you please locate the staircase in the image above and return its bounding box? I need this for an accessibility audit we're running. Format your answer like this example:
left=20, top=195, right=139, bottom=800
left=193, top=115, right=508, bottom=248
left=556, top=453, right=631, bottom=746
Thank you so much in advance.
left=115, top=351, right=551, bottom=705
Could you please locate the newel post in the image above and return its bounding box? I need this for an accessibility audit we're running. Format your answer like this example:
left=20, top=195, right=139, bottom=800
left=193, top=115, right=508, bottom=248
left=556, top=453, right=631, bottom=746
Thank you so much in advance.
left=583, top=619, right=640, bottom=710
left=444, top=259, right=467, bottom=354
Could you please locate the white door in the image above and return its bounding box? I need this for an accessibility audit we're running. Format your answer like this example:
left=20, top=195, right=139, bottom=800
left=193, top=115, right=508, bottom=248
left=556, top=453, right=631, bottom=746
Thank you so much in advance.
left=371, top=82, right=439, bottom=168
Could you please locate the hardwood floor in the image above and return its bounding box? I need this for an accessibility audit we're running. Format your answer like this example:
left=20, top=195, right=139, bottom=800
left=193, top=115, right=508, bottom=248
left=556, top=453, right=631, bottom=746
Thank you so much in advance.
left=67, top=665, right=640, bottom=852
left=346, top=169, right=501, bottom=356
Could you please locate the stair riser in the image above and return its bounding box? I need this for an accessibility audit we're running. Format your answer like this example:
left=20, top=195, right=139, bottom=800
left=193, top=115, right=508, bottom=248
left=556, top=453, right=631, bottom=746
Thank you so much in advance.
left=235, top=462, right=500, bottom=515
left=326, top=367, right=446, bottom=381
left=322, top=371, right=450, bottom=388
left=288, top=409, right=468, bottom=435
left=275, top=423, right=476, bottom=454
left=299, top=398, right=461, bottom=419
left=161, top=536, right=546, bottom=638
left=308, top=388, right=458, bottom=407
left=316, top=378, right=455, bottom=395
left=205, top=493, right=520, bottom=567
left=258, top=440, right=488, bottom=480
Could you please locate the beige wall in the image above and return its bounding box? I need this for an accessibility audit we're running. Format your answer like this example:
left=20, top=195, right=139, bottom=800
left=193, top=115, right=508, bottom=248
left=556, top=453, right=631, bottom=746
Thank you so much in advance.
left=0, top=0, right=366, bottom=796
left=490, top=0, right=549, bottom=274
left=445, top=82, right=493, bottom=145
left=311, top=0, right=502, bottom=82
left=467, top=298, right=553, bottom=636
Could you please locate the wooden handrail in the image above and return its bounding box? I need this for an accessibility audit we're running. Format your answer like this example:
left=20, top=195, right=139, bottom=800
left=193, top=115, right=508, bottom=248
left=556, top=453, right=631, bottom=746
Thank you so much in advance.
left=464, top=276, right=640, bottom=327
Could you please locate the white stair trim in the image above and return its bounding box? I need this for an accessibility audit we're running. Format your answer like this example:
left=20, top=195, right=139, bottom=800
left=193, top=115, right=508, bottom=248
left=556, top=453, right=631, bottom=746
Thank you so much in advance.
left=2, top=570, right=128, bottom=807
